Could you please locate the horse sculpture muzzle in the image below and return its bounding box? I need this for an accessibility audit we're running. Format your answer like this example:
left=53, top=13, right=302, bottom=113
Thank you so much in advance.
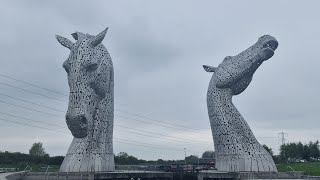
left=66, top=109, right=88, bottom=138
left=65, top=80, right=100, bottom=138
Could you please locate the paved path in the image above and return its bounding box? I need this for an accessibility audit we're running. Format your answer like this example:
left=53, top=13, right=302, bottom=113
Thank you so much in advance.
left=0, top=171, right=27, bottom=180
left=0, top=172, right=13, bottom=180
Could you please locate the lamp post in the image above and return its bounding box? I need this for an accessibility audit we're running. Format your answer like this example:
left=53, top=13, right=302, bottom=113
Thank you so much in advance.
left=184, top=148, right=187, bottom=164
left=197, top=153, right=200, bottom=165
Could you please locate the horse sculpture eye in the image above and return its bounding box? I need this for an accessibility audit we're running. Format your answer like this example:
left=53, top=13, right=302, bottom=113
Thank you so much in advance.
left=86, top=63, right=98, bottom=71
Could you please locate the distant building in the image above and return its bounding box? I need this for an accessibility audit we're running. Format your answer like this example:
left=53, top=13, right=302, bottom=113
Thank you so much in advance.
left=192, top=158, right=215, bottom=167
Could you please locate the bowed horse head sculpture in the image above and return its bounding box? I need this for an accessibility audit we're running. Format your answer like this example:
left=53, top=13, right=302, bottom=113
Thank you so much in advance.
left=203, top=35, right=278, bottom=172
left=56, top=28, right=115, bottom=172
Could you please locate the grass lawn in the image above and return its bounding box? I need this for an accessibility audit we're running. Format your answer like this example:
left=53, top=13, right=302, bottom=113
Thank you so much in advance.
left=277, top=162, right=320, bottom=176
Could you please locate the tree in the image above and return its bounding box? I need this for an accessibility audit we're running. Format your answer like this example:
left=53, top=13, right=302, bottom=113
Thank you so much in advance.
left=308, top=141, right=320, bottom=160
left=29, top=142, right=46, bottom=157
left=279, top=141, right=320, bottom=163
left=157, top=159, right=165, bottom=164
left=117, top=152, right=129, bottom=158
left=262, top=144, right=273, bottom=156
left=202, top=150, right=215, bottom=158
left=114, top=152, right=145, bottom=165
left=185, top=155, right=198, bottom=164
left=302, top=143, right=310, bottom=161
left=297, top=142, right=304, bottom=159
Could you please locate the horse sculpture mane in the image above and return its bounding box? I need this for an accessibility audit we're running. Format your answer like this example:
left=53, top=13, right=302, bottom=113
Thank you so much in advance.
left=203, top=35, right=279, bottom=172
left=56, top=28, right=114, bottom=172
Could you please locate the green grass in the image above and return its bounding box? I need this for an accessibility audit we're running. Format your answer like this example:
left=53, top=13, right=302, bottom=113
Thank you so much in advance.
left=277, top=162, right=320, bottom=176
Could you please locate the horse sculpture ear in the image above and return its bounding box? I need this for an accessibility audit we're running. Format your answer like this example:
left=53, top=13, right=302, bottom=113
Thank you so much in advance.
left=90, top=28, right=108, bottom=47
left=71, top=32, right=78, bottom=40
left=56, top=35, right=74, bottom=49
left=203, top=65, right=217, bottom=72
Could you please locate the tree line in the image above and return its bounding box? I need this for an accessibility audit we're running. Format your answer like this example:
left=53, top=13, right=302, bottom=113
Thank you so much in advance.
left=5, top=140, right=319, bottom=167
left=0, top=142, right=215, bottom=167
left=263, top=141, right=320, bottom=164
left=0, top=151, right=213, bottom=166
left=278, top=141, right=320, bottom=163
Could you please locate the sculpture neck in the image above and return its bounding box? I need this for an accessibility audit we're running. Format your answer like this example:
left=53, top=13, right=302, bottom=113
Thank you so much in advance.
left=207, top=79, right=260, bottom=146
left=207, top=79, right=235, bottom=117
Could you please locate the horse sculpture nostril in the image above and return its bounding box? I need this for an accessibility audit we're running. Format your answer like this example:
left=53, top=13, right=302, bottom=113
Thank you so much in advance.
left=65, top=114, right=88, bottom=138
left=79, top=115, right=87, bottom=124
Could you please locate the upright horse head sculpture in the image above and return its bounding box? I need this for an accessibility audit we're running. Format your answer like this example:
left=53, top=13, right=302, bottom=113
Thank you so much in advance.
left=56, top=28, right=114, bottom=172
left=203, top=35, right=278, bottom=172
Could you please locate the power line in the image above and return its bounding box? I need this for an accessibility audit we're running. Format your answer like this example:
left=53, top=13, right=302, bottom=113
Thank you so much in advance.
left=0, top=73, right=210, bottom=135
left=0, top=82, right=65, bottom=103
left=0, top=117, right=199, bottom=153
left=0, top=95, right=210, bottom=139
left=0, top=73, right=212, bottom=155
left=0, top=84, right=210, bottom=136
left=116, top=124, right=210, bottom=144
left=115, top=139, right=202, bottom=155
left=0, top=117, right=69, bottom=134
left=0, top=74, right=278, bottom=155
left=116, top=128, right=209, bottom=145
left=116, top=140, right=180, bottom=152
left=114, top=138, right=184, bottom=152
left=0, top=99, right=63, bottom=117
left=0, top=108, right=211, bottom=146
left=117, top=114, right=209, bottom=136
left=115, top=109, right=207, bottom=132
left=0, top=73, right=67, bottom=96
left=0, top=111, right=64, bottom=128
left=0, top=91, right=65, bottom=113
left=0, top=81, right=213, bottom=148
left=0, top=88, right=208, bottom=136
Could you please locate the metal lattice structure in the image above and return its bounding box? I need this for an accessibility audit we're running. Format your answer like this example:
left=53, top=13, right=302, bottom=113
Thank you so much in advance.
left=56, top=28, right=115, bottom=172
left=203, top=35, right=278, bottom=172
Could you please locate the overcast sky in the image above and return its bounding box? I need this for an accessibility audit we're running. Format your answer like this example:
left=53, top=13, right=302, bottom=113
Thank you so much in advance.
left=0, top=0, right=319, bottom=160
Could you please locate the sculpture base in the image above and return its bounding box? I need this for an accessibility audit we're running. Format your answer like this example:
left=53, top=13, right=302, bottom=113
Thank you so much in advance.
left=215, top=154, right=277, bottom=172
left=9, top=171, right=173, bottom=180
left=198, top=170, right=305, bottom=180
left=5, top=170, right=313, bottom=180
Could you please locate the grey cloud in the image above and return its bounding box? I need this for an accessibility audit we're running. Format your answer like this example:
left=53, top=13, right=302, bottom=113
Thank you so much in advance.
left=0, top=0, right=319, bottom=159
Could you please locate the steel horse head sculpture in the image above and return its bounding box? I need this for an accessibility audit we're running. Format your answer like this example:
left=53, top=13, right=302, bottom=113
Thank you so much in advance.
left=56, top=28, right=114, bottom=172
left=203, top=35, right=279, bottom=172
